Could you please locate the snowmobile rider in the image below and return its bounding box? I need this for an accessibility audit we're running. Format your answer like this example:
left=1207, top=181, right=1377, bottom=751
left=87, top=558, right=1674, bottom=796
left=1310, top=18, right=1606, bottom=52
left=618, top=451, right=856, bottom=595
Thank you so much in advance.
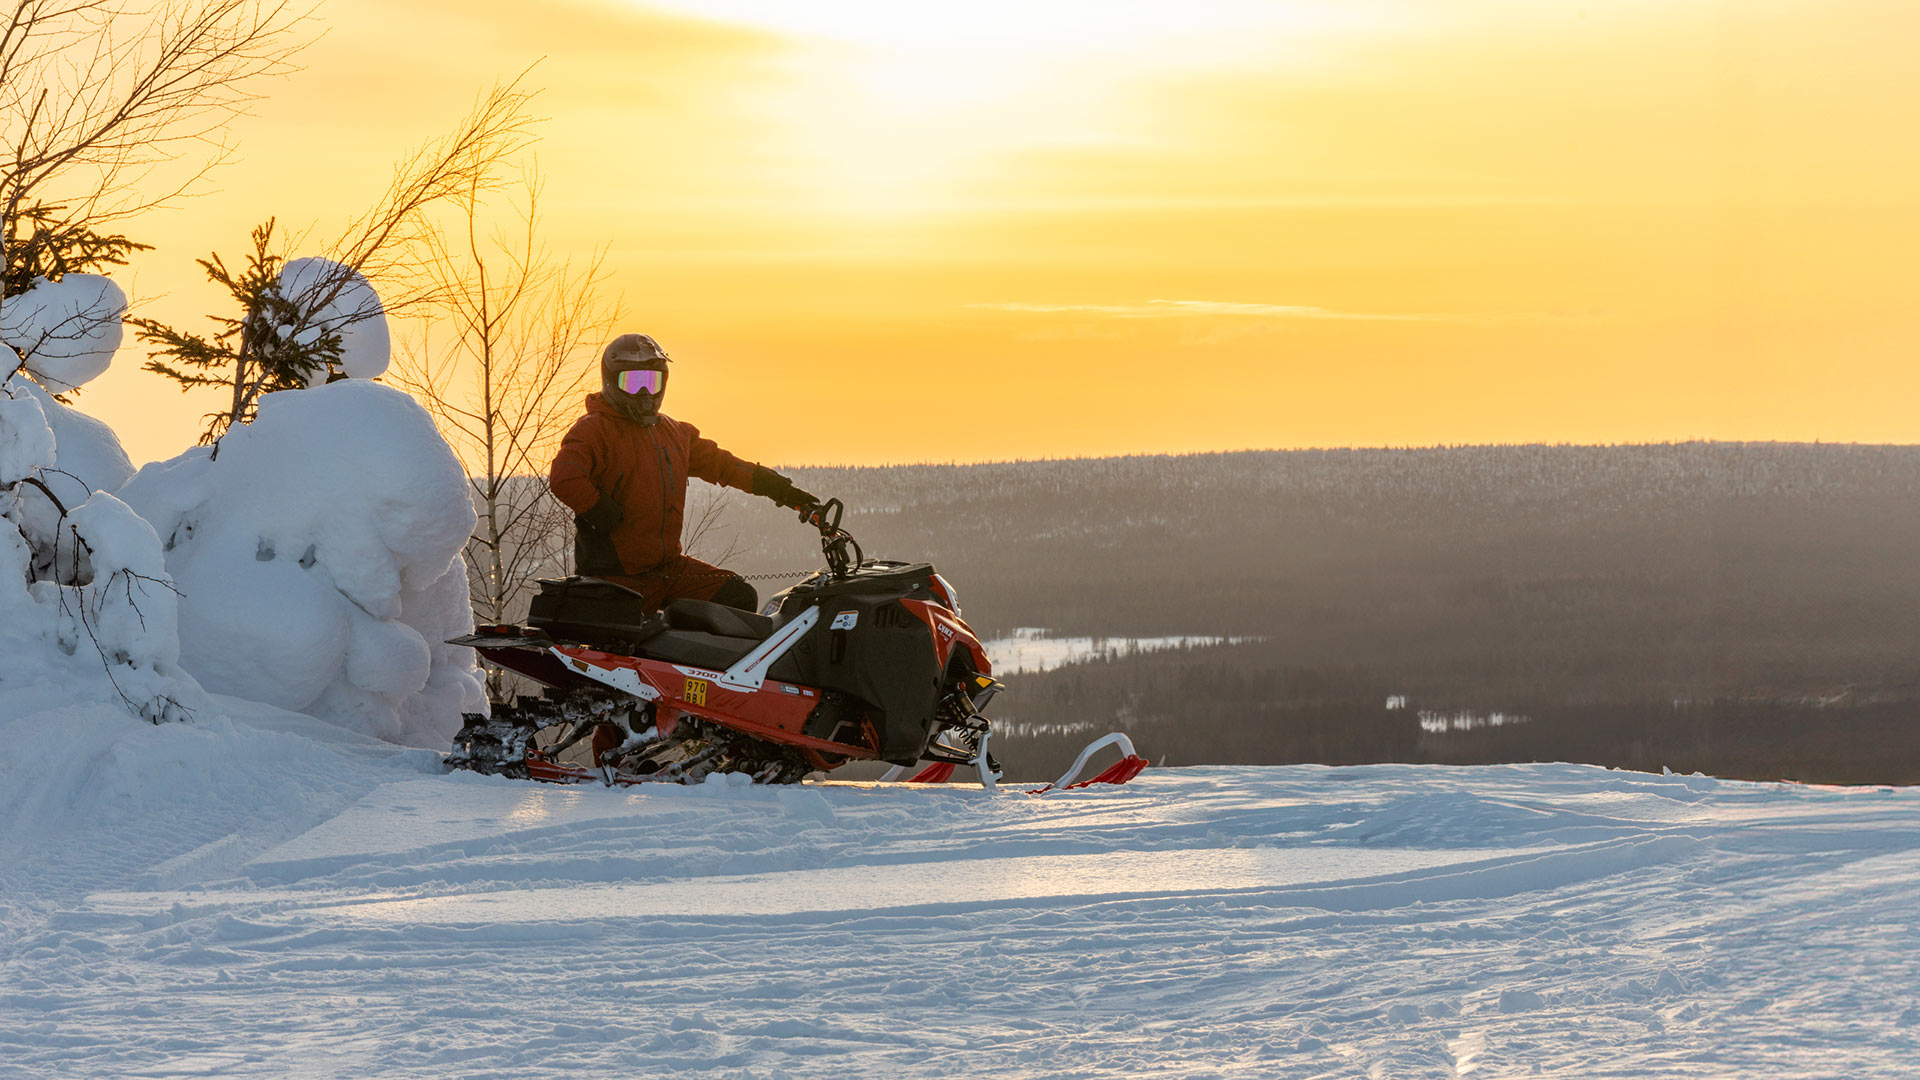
left=549, top=333, right=821, bottom=612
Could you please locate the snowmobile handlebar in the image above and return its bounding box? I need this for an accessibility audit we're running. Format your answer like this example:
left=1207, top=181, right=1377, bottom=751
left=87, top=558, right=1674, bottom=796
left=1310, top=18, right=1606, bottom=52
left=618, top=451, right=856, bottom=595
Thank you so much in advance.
left=801, top=497, right=842, bottom=533
left=803, top=497, right=863, bottom=577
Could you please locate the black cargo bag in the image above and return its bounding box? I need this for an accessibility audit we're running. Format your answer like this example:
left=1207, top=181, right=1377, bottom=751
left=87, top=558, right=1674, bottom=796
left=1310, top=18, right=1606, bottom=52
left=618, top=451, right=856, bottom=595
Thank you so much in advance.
left=526, top=577, right=665, bottom=648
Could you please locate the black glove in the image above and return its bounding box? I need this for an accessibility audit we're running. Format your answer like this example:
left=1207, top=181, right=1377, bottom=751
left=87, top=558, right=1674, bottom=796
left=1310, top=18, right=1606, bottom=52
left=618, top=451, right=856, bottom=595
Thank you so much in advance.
left=752, top=466, right=817, bottom=511
left=579, top=493, right=624, bottom=534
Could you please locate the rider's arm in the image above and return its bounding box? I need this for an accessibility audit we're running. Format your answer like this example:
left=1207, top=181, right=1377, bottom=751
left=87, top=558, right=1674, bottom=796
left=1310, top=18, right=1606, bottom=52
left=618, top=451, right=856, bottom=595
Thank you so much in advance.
left=687, top=424, right=820, bottom=511
left=684, top=423, right=758, bottom=492
left=550, top=415, right=613, bottom=520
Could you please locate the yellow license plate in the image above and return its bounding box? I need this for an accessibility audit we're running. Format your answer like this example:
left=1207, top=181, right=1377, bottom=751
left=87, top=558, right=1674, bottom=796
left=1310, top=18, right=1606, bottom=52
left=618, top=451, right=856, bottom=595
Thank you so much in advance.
left=683, top=678, right=708, bottom=706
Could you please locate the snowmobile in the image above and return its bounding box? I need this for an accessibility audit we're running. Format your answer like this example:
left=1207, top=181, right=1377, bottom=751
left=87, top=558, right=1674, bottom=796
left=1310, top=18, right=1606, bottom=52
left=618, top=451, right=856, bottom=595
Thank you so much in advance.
left=444, top=499, right=1146, bottom=791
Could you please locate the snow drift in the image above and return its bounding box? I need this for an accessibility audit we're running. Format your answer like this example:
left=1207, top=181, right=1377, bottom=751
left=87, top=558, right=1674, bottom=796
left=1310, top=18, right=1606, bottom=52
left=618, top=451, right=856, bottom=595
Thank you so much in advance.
left=5, top=700, right=1918, bottom=1080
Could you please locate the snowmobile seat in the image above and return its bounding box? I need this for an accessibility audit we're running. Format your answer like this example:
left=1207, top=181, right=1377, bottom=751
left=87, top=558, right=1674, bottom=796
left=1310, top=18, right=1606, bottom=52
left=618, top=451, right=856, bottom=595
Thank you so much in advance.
left=636, top=600, right=778, bottom=672
left=663, top=598, right=775, bottom=641
left=636, top=630, right=760, bottom=671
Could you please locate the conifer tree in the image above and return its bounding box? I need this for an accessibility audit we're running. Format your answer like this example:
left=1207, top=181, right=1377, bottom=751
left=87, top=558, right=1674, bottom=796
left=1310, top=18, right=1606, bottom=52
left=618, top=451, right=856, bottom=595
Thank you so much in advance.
left=133, top=219, right=345, bottom=444
left=2, top=204, right=150, bottom=300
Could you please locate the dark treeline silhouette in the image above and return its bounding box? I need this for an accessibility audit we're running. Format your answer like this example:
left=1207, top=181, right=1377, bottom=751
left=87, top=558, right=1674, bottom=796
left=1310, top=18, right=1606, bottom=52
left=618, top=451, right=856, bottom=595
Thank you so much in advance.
left=993, top=643, right=1920, bottom=785
left=693, top=443, right=1920, bottom=784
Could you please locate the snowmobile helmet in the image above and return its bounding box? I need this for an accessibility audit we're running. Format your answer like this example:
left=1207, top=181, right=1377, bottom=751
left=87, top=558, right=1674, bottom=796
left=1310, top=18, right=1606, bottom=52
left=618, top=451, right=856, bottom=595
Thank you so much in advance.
left=601, top=333, right=670, bottom=425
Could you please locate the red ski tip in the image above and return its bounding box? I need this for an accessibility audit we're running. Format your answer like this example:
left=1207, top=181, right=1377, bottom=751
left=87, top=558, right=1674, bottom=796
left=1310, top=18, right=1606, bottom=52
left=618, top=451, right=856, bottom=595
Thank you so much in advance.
left=907, top=761, right=957, bottom=784
left=1023, top=734, right=1148, bottom=795
left=1079, top=754, right=1149, bottom=788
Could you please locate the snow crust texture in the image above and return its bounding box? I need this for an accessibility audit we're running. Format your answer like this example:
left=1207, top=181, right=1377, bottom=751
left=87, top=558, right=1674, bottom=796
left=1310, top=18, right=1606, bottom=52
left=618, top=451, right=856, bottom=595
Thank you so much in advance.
left=119, top=381, right=483, bottom=745
left=5, top=702, right=1920, bottom=1079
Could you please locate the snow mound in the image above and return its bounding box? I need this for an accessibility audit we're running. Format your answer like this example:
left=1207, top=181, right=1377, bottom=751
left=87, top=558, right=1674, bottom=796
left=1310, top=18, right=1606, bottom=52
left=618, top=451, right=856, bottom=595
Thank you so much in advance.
left=2, top=373, right=134, bottom=505
left=0, top=390, right=53, bottom=485
left=0, top=273, right=126, bottom=391
left=275, top=257, right=390, bottom=381
left=2, top=376, right=202, bottom=723
left=0, top=697, right=422, bottom=902
left=120, top=381, right=483, bottom=745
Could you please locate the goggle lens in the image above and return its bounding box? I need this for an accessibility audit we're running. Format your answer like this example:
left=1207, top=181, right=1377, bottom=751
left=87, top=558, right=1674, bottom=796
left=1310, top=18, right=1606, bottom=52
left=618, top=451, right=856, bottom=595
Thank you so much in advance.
left=618, top=368, right=663, bottom=395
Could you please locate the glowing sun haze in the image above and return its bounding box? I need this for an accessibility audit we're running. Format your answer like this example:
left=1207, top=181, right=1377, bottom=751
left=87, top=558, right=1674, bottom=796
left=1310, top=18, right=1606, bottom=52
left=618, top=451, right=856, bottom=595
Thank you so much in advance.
left=80, top=0, right=1920, bottom=466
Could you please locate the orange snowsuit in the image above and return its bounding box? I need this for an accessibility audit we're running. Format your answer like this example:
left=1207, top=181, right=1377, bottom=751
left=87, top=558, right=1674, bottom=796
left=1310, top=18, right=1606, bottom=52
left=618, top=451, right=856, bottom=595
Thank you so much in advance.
left=548, top=393, right=758, bottom=607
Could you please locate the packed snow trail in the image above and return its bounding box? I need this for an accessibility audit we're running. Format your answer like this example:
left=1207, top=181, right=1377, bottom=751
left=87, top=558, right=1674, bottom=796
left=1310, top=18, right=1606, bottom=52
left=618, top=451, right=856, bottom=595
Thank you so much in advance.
left=5, top=704, right=1920, bottom=1078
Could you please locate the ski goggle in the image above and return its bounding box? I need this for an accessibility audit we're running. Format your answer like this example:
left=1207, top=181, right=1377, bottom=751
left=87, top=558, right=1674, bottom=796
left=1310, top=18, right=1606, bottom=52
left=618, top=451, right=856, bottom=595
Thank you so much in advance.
left=616, top=368, right=664, bottom=395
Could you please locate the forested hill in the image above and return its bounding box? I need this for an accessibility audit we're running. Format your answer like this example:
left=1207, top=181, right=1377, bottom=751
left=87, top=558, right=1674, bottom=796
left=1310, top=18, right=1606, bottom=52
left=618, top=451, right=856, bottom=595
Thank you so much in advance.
left=700, top=444, right=1920, bottom=782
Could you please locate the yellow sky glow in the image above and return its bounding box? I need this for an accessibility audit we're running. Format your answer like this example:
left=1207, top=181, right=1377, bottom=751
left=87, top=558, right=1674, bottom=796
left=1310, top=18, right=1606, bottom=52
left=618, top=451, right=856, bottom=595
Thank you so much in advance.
left=72, top=0, right=1920, bottom=467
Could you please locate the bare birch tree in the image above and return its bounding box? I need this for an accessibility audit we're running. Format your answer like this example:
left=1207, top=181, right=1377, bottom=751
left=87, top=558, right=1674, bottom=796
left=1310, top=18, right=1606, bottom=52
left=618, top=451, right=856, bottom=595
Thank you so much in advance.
left=391, top=169, right=618, bottom=695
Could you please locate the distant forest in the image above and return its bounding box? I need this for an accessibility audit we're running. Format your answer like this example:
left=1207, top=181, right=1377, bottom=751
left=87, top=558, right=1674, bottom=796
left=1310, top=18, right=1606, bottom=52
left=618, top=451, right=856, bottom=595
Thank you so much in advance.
left=688, top=444, right=1920, bottom=784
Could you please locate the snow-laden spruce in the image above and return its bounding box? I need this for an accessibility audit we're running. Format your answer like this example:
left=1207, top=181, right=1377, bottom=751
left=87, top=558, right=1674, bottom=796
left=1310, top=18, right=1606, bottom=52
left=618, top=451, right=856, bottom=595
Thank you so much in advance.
left=4, top=260, right=475, bottom=742
left=2, top=373, right=135, bottom=501
left=276, top=257, right=391, bottom=383
left=120, top=380, right=484, bottom=745
left=0, top=273, right=127, bottom=392
left=2, top=270, right=196, bottom=723
left=0, top=391, right=54, bottom=485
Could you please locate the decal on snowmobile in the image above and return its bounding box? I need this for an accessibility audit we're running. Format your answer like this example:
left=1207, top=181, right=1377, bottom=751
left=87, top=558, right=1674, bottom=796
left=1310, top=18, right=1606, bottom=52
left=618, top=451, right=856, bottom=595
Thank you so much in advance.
left=717, top=604, right=820, bottom=691
left=830, top=610, right=858, bottom=630
left=555, top=648, right=661, bottom=701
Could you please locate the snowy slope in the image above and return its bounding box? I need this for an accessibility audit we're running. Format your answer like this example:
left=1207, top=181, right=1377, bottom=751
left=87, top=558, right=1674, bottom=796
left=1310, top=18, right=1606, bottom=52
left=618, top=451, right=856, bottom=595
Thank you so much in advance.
left=5, top=705, right=1920, bottom=1078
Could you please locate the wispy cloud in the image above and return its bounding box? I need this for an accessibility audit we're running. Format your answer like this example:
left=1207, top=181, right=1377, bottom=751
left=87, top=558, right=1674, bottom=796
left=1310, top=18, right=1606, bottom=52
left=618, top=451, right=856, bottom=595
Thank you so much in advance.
left=975, top=300, right=1534, bottom=325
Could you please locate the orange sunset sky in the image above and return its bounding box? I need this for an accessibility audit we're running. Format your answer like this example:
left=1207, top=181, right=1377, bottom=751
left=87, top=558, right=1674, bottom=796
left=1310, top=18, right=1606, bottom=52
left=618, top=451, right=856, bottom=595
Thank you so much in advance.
left=76, top=0, right=1920, bottom=467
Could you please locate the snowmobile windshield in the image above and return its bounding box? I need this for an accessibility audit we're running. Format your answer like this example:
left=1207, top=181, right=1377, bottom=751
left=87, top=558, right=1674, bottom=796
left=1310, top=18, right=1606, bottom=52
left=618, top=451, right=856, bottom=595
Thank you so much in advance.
left=616, top=368, right=664, bottom=395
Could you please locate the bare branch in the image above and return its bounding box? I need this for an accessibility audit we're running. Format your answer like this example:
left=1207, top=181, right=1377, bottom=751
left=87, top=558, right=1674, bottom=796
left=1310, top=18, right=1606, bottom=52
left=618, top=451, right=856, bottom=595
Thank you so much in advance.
left=2, top=0, right=315, bottom=393
left=1, top=0, right=315, bottom=232
left=387, top=165, right=619, bottom=700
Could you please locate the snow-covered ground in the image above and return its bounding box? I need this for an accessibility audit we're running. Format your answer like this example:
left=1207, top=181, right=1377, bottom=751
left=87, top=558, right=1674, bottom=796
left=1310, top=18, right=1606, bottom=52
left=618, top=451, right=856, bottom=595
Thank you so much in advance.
left=982, top=627, right=1257, bottom=676
left=6, top=703, right=1920, bottom=1078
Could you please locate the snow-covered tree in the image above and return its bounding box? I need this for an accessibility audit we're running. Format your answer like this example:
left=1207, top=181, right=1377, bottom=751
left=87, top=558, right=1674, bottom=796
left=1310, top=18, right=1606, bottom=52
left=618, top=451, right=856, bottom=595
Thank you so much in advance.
left=3, top=203, right=148, bottom=324
left=2, top=289, right=201, bottom=724
left=120, top=379, right=486, bottom=744
left=134, top=221, right=387, bottom=442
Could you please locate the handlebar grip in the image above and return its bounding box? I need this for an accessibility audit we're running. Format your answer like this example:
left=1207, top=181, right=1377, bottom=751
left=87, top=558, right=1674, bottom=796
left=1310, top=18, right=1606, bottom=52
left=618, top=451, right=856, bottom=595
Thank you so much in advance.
left=806, top=498, right=844, bottom=532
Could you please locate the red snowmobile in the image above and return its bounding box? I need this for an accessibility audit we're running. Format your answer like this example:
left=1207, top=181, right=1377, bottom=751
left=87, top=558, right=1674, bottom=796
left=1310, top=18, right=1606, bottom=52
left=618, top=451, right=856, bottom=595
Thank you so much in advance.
left=445, top=500, right=1145, bottom=791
